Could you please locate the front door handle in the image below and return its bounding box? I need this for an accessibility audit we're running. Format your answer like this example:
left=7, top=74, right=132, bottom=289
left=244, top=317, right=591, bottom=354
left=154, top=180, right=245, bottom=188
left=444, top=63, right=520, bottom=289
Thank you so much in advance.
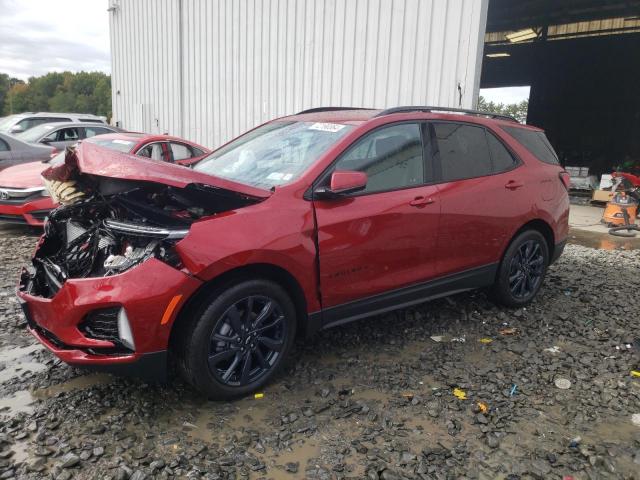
left=409, top=196, right=436, bottom=207
left=505, top=180, right=524, bottom=190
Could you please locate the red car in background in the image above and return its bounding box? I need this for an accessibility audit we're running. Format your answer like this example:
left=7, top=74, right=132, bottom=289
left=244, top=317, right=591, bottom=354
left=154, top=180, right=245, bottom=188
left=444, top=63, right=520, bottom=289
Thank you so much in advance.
left=17, top=107, right=569, bottom=399
left=0, top=133, right=210, bottom=226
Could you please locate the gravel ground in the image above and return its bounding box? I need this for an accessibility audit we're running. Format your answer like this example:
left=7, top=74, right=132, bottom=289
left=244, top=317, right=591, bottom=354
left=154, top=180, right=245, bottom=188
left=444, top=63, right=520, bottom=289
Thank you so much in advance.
left=0, top=226, right=639, bottom=480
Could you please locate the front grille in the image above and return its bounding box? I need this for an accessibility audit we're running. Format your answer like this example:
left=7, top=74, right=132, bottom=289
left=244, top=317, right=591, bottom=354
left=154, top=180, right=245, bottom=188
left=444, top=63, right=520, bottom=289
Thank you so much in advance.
left=30, top=209, right=51, bottom=221
left=0, top=214, right=27, bottom=224
left=79, top=308, right=120, bottom=342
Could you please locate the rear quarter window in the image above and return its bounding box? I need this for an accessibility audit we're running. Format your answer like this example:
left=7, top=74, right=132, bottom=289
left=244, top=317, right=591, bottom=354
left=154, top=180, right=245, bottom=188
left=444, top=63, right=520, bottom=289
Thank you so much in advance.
left=502, top=126, right=559, bottom=165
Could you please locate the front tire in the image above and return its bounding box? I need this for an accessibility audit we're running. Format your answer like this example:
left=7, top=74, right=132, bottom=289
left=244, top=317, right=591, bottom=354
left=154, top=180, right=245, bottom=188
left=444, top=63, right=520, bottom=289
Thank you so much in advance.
left=179, top=279, right=296, bottom=399
left=491, top=230, right=549, bottom=308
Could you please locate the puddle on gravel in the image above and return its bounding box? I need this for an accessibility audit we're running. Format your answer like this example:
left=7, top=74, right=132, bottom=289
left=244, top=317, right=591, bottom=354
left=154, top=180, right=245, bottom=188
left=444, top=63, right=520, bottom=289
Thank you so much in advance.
left=0, top=343, right=47, bottom=383
left=268, top=440, right=321, bottom=479
left=0, top=373, right=114, bottom=417
left=0, top=389, right=36, bottom=415
left=31, top=373, right=113, bottom=399
left=568, top=228, right=640, bottom=250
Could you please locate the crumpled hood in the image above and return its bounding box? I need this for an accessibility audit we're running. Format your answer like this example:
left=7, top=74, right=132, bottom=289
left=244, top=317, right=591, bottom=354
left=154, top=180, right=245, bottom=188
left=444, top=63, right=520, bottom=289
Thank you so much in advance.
left=0, top=161, right=48, bottom=189
left=42, top=142, right=270, bottom=199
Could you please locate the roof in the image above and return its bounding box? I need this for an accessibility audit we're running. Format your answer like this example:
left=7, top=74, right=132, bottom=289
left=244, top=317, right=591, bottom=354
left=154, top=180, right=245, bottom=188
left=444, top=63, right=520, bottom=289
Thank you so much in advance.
left=279, top=106, right=533, bottom=128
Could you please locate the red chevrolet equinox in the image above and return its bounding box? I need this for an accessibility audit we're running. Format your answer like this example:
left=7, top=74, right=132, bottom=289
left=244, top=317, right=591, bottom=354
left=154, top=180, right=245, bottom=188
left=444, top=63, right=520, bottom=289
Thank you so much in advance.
left=17, top=107, right=569, bottom=398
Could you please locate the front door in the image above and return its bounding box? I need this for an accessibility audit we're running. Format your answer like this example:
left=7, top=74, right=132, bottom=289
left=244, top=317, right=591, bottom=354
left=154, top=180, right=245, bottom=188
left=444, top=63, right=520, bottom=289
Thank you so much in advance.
left=313, top=122, right=440, bottom=309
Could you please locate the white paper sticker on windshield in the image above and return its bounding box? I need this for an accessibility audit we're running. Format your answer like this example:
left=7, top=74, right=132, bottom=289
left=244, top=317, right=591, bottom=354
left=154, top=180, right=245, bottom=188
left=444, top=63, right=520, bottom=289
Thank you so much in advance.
left=309, top=122, right=346, bottom=133
left=267, top=172, right=284, bottom=181
left=112, top=139, right=134, bottom=145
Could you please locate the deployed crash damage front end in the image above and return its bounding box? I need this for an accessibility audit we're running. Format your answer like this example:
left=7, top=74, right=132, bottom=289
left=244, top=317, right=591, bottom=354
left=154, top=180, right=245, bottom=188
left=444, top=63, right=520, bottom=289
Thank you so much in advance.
left=17, top=144, right=263, bottom=379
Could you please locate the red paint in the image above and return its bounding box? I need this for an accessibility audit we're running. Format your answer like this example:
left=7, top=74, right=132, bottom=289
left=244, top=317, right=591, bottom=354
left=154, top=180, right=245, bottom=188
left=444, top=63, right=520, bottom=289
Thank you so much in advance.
left=18, top=109, right=569, bottom=374
left=0, top=133, right=213, bottom=226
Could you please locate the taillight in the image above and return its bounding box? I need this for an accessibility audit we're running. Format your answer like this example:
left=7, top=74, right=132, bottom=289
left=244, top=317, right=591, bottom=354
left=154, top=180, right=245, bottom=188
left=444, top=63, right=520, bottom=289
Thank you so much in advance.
left=559, top=171, right=570, bottom=190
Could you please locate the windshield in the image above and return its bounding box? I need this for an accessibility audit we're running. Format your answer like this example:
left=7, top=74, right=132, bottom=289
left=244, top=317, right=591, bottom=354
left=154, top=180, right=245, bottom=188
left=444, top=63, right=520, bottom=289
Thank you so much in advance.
left=85, top=136, right=136, bottom=153
left=193, top=121, right=353, bottom=189
left=0, top=115, right=19, bottom=132
left=16, top=123, right=56, bottom=142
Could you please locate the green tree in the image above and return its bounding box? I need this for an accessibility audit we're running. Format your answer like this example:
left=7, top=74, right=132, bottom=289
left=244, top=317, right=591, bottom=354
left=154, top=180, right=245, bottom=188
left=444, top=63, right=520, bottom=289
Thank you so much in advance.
left=477, top=95, right=528, bottom=124
left=1, top=71, right=111, bottom=119
left=0, top=74, right=25, bottom=116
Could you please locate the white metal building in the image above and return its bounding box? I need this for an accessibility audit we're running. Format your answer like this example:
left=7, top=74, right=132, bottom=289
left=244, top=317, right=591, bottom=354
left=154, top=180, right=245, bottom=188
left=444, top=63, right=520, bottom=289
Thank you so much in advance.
left=109, top=0, right=488, bottom=149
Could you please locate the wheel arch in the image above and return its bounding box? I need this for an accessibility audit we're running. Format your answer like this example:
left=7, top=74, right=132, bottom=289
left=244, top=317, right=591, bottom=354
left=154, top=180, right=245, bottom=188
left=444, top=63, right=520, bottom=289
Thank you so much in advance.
left=504, top=218, right=555, bottom=264
left=168, top=263, right=310, bottom=352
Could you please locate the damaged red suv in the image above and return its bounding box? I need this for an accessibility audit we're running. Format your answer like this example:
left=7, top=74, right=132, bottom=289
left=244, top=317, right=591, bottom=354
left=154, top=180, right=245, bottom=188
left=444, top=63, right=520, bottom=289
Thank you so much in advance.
left=17, top=107, right=569, bottom=398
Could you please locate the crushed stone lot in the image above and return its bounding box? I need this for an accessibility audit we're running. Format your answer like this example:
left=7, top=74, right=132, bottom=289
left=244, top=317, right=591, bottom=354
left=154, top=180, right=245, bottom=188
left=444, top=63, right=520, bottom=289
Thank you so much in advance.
left=0, top=225, right=639, bottom=480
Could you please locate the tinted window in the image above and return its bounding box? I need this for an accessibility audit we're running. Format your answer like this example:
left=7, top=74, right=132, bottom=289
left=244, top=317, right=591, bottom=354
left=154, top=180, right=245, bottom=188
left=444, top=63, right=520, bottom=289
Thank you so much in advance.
left=0, top=138, right=9, bottom=151
left=17, top=117, right=69, bottom=130
left=334, top=123, right=424, bottom=194
left=434, top=123, right=491, bottom=181
left=487, top=132, right=516, bottom=173
left=170, top=142, right=192, bottom=161
left=84, top=126, right=112, bottom=138
left=502, top=126, right=559, bottom=165
left=80, top=119, right=104, bottom=123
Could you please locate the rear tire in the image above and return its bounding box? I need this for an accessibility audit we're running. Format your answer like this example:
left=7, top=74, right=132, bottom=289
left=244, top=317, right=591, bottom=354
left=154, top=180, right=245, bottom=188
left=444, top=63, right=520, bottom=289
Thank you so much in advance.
left=490, top=230, right=549, bottom=308
left=178, top=279, right=296, bottom=399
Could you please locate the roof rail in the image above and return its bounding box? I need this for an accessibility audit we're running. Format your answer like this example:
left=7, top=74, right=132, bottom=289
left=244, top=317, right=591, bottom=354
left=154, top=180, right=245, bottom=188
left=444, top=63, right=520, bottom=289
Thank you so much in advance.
left=296, top=106, right=375, bottom=115
left=374, top=106, right=519, bottom=123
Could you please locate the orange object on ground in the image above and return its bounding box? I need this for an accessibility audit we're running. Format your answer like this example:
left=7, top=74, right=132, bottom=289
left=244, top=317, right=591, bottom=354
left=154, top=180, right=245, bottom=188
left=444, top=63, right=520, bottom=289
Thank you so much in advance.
left=602, top=192, right=638, bottom=226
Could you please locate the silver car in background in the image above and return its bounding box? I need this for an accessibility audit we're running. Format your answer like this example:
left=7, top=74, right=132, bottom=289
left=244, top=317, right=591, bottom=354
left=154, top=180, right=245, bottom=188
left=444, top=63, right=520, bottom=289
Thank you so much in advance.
left=0, top=112, right=107, bottom=135
left=16, top=122, right=123, bottom=151
left=0, top=132, right=55, bottom=169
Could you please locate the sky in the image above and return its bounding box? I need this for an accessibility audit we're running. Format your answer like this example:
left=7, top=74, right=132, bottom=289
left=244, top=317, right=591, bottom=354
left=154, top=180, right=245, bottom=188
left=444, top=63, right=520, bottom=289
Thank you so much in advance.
left=0, top=0, right=110, bottom=80
left=480, top=86, right=531, bottom=105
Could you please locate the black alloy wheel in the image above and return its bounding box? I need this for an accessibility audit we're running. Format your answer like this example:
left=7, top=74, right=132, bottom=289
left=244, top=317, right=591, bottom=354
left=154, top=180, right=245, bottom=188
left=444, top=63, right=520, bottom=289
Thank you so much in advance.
left=490, top=229, right=549, bottom=307
left=177, top=278, right=296, bottom=399
left=208, top=296, right=285, bottom=386
left=508, top=239, right=545, bottom=299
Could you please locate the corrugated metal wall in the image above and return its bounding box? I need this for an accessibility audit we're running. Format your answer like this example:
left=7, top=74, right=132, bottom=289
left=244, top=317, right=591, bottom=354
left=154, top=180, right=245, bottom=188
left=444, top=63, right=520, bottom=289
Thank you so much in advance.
left=110, top=0, right=488, bottom=148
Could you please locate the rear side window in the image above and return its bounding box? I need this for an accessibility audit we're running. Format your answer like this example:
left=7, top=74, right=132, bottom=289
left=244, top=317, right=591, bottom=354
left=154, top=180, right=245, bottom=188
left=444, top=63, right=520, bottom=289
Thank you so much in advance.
left=334, top=123, right=424, bottom=194
left=487, top=132, right=516, bottom=172
left=433, top=123, right=492, bottom=181
left=169, top=142, right=193, bottom=161
left=502, top=126, right=558, bottom=165
left=84, top=126, right=112, bottom=138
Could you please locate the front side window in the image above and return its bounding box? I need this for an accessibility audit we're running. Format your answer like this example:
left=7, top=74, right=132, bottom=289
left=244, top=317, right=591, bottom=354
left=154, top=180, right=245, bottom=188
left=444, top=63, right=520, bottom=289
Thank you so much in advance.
left=137, top=143, right=165, bottom=161
left=44, top=127, right=79, bottom=142
left=433, top=123, right=492, bottom=181
left=194, top=121, right=354, bottom=189
left=333, top=123, right=424, bottom=194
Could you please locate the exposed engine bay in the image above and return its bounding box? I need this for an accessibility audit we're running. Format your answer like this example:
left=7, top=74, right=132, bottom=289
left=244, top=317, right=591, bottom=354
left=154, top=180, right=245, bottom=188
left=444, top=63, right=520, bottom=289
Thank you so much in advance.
left=24, top=146, right=262, bottom=298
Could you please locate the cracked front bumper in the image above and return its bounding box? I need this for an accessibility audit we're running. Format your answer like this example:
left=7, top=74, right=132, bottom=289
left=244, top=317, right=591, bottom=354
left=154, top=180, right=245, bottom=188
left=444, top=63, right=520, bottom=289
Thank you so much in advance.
left=17, top=258, right=202, bottom=379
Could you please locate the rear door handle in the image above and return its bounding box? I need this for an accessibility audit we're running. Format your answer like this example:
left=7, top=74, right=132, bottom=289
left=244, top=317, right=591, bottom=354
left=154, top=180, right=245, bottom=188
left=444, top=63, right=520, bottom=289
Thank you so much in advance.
left=409, top=196, right=436, bottom=207
left=505, top=180, right=524, bottom=190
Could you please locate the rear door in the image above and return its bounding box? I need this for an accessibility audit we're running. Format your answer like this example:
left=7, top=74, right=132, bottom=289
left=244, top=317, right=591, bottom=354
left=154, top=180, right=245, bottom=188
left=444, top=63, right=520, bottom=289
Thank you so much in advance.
left=314, top=122, right=440, bottom=309
left=431, top=122, right=526, bottom=276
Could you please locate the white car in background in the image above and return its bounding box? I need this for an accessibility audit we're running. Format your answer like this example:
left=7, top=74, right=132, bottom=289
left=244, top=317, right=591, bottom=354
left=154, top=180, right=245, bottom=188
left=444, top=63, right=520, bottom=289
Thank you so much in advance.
left=0, top=112, right=107, bottom=135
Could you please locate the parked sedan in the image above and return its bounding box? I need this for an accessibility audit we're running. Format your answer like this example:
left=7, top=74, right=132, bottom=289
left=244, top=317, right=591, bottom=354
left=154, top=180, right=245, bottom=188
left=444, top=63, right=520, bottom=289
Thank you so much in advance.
left=0, top=133, right=210, bottom=226
left=0, top=132, right=56, bottom=169
left=16, top=122, right=123, bottom=151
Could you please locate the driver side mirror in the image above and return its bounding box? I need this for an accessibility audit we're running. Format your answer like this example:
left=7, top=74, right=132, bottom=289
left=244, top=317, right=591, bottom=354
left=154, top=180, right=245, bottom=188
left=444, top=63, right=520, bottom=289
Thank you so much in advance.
left=9, top=125, right=25, bottom=134
left=315, top=170, right=368, bottom=199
